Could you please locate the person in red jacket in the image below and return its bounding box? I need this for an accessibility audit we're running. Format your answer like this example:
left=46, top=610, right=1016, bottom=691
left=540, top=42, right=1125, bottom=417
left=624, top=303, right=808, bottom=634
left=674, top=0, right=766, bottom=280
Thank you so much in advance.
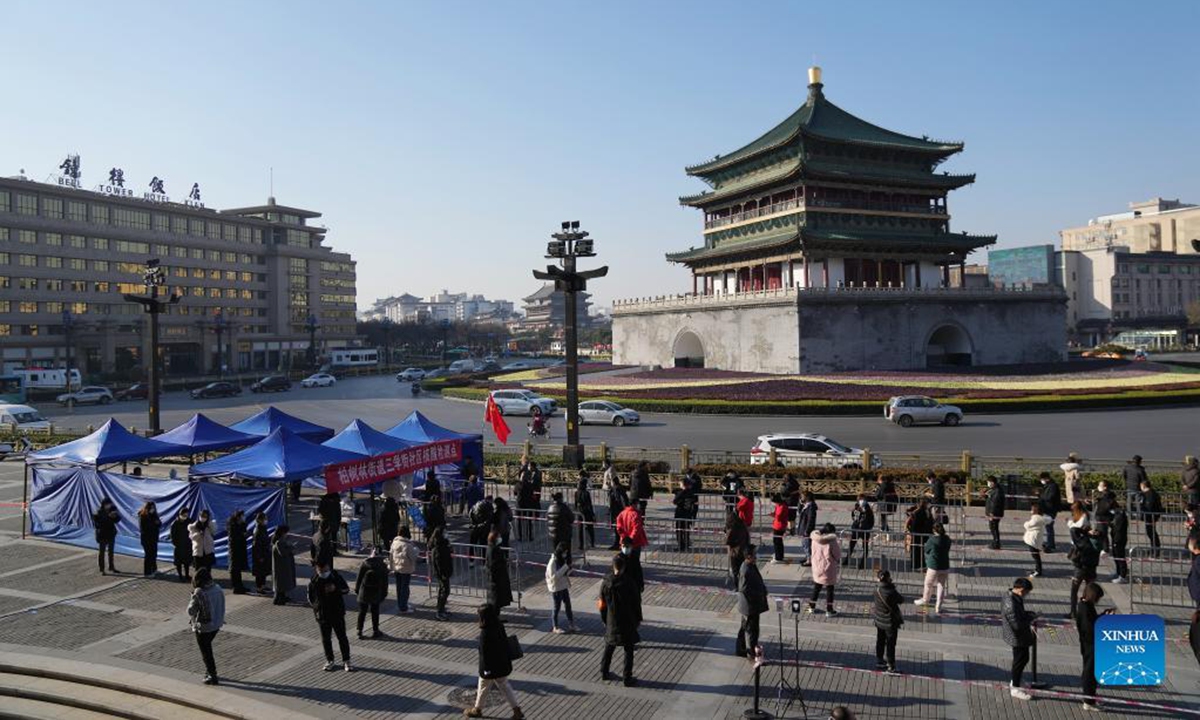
left=736, top=489, right=755, bottom=531
left=615, top=503, right=648, bottom=562
left=771, top=494, right=789, bottom=563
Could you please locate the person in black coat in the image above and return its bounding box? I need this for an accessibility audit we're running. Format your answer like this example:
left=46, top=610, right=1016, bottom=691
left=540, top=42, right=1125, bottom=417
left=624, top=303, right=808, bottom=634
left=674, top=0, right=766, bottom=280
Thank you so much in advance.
left=1189, top=537, right=1200, bottom=667
left=307, top=559, right=352, bottom=672
left=515, top=463, right=539, bottom=542
left=251, top=512, right=271, bottom=594
left=1138, top=478, right=1163, bottom=557
left=423, top=472, right=442, bottom=504
left=226, top=510, right=249, bottom=594
left=735, top=545, right=768, bottom=659
left=843, top=494, right=875, bottom=568
left=672, top=478, right=698, bottom=552
left=464, top=603, right=524, bottom=719
left=378, top=497, right=401, bottom=550
left=354, top=547, right=389, bottom=638
left=469, top=496, right=494, bottom=561
left=93, top=498, right=121, bottom=575
left=721, top=472, right=744, bottom=517
left=1001, top=577, right=1037, bottom=700
left=138, top=502, right=161, bottom=577
left=872, top=568, right=904, bottom=673
left=984, top=476, right=1006, bottom=550
left=311, top=522, right=336, bottom=569
left=1183, top=457, right=1200, bottom=508
left=429, top=526, right=454, bottom=621
left=600, top=553, right=642, bottom=687
left=1069, top=527, right=1102, bottom=619
left=905, top=499, right=934, bottom=570
left=1076, top=582, right=1113, bottom=710
left=575, top=472, right=596, bottom=549
left=783, top=474, right=801, bottom=535
left=725, top=512, right=750, bottom=589
left=546, top=492, right=575, bottom=565
left=875, top=474, right=898, bottom=533
left=606, top=475, right=629, bottom=549
left=796, top=491, right=818, bottom=564
left=1092, top=481, right=1116, bottom=551
left=424, top=495, right=447, bottom=545
left=1038, top=473, right=1062, bottom=552
left=1109, top=501, right=1129, bottom=583
left=170, top=508, right=193, bottom=581
left=630, top=461, right=653, bottom=513
left=486, top=529, right=513, bottom=610
left=318, top=492, right=341, bottom=544
left=924, top=471, right=947, bottom=522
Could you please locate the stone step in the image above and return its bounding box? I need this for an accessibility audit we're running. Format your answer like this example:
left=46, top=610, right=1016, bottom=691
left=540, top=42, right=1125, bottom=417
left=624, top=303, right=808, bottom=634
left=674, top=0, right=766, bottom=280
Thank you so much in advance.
left=0, top=670, right=230, bottom=720
left=0, top=694, right=124, bottom=720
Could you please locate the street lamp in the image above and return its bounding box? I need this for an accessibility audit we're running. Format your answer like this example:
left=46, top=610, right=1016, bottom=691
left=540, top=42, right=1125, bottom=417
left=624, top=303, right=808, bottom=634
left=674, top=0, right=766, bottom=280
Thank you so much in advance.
left=61, top=309, right=74, bottom=395
left=533, top=221, right=608, bottom=468
left=305, top=313, right=319, bottom=370
left=123, top=259, right=181, bottom=434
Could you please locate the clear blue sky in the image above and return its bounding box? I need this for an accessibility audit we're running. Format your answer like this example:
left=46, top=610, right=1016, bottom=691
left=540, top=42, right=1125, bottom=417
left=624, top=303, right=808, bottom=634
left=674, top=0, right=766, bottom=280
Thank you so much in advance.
left=2, top=1, right=1197, bottom=311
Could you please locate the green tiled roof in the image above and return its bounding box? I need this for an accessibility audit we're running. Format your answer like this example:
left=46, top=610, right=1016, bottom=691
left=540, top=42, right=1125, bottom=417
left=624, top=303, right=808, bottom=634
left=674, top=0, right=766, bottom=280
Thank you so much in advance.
left=680, top=158, right=801, bottom=206
left=801, top=160, right=975, bottom=189
left=666, top=229, right=799, bottom=263
left=685, top=85, right=961, bottom=176
left=801, top=228, right=995, bottom=252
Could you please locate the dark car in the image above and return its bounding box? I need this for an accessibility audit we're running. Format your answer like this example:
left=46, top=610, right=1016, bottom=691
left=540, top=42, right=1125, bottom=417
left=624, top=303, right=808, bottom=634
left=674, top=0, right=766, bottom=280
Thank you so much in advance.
left=191, top=381, right=241, bottom=399
left=115, top=382, right=149, bottom=401
left=250, top=375, right=292, bottom=393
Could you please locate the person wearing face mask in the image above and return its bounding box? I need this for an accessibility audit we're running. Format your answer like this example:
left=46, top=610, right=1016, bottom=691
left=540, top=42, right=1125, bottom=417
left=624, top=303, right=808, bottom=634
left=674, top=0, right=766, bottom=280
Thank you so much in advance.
left=575, top=471, right=597, bottom=550
left=599, top=553, right=642, bottom=687
left=308, top=559, right=352, bottom=672
left=545, top=542, right=576, bottom=633
left=486, top=529, right=513, bottom=611
left=843, top=494, right=874, bottom=569
left=226, top=509, right=249, bottom=595
left=189, top=510, right=216, bottom=571
left=186, top=568, right=225, bottom=685
left=619, top=535, right=644, bottom=592
left=735, top=545, right=768, bottom=660
left=138, top=501, right=161, bottom=577
left=984, top=476, right=1006, bottom=551
left=251, top=512, right=271, bottom=595
left=93, top=497, right=121, bottom=575
left=170, top=508, right=193, bottom=582
left=354, top=546, right=389, bottom=639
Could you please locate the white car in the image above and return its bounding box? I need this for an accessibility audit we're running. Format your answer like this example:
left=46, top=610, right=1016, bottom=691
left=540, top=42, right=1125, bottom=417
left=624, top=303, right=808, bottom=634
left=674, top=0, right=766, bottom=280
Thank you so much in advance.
left=883, top=396, right=963, bottom=427
left=749, top=433, right=881, bottom=469
left=579, top=400, right=640, bottom=426
left=301, top=373, right=337, bottom=388
left=0, top=404, right=50, bottom=431
left=489, top=389, right=557, bottom=417
left=57, top=386, right=114, bottom=406
left=396, top=368, right=426, bottom=382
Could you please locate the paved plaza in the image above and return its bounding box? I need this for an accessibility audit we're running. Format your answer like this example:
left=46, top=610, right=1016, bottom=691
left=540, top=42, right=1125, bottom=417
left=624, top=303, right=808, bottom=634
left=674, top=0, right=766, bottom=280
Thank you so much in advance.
left=0, top=462, right=1197, bottom=719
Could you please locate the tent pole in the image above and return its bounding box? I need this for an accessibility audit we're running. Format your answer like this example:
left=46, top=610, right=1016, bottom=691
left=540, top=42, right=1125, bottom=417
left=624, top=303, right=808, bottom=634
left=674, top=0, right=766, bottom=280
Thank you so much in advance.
left=370, top=488, right=378, bottom=548
left=21, top=463, right=28, bottom=540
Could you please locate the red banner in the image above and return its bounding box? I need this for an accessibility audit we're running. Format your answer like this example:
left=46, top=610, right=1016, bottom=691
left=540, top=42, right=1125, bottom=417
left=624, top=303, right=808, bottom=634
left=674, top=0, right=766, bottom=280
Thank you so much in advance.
left=323, top=439, right=462, bottom=493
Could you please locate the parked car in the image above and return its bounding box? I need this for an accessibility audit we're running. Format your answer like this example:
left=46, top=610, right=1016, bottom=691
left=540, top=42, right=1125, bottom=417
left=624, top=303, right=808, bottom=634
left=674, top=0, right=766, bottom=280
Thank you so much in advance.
left=501, top=361, right=535, bottom=371
left=424, top=368, right=448, bottom=379
left=250, top=375, right=292, bottom=393
left=0, top=403, right=50, bottom=431
left=579, top=400, right=640, bottom=426
left=749, top=433, right=880, bottom=469
left=396, top=368, right=426, bottom=382
left=115, top=382, right=149, bottom=401
left=190, top=381, right=241, bottom=400
left=301, top=373, right=337, bottom=388
left=489, top=389, right=557, bottom=417
left=883, top=396, right=963, bottom=427
left=57, top=386, right=114, bottom=406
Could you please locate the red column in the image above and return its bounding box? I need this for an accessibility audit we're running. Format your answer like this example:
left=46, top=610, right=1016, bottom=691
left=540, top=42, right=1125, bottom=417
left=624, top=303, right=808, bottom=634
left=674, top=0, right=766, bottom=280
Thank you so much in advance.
left=803, top=259, right=810, bottom=287
left=692, top=273, right=697, bottom=296
left=822, top=259, right=829, bottom=287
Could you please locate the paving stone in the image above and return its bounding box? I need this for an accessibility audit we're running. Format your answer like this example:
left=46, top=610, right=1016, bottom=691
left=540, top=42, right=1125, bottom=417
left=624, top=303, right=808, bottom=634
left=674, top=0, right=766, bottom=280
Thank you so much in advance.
left=0, top=555, right=122, bottom=597
left=0, top=592, right=40, bottom=615
left=0, top=603, right=140, bottom=650
left=119, top=628, right=308, bottom=682
left=0, top=541, right=84, bottom=575
left=86, top=576, right=196, bottom=614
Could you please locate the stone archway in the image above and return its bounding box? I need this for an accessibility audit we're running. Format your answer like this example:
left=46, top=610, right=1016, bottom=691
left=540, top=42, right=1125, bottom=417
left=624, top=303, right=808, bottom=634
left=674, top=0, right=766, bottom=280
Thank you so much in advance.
left=673, top=331, right=705, bottom=369
left=926, top=324, right=973, bottom=368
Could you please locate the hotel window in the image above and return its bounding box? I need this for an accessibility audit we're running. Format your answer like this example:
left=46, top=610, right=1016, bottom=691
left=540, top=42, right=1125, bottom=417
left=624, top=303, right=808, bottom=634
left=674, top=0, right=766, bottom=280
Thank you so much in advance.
left=92, top=237, right=109, bottom=251
left=113, top=208, right=150, bottom=230
left=93, top=260, right=109, bottom=271
left=173, top=246, right=187, bottom=258
left=116, top=262, right=142, bottom=274
left=240, top=272, right=253, bottom=282
left=207, top=250, right=220, bottom=262
left=171, top=216, right=187, bottom=234
left=114, top=240, right=149, bottom=254
left=67, top=201, right=87, bottom=222
left=0, top=254, right=6, bottom=266
left=239, top=253, right=253, bottom=264
left=154, top=244, right=170, bottom=256
left=0, top=301, right=7, bottom=312
left=18, top=302, right=37, bottom=314
left=222, top=251, right=236, bottom=263
left=18, top=230, right=36, bottom=244
left=0, top=228, right=6, bottom=240
left=91, top=205, right=109, bottom=224
left=70, top=302, right=87, bottom=314
left=223, top=288, right=237, bottom=298
left=223, top=270, right=236, bottom=281
left=286, top=229, right=310, bottom=248
left=189, top=218, right=205, bottom=236
left=23, top=325, right=39, bottom=336
left=93, top=281, right=109, bottom=292
left=222, top=224, right=237, bottom=241
left=0, top=277, right=8, bottom=288
left=68, top=235, right=85, bottom=248
left=68, top=280, right=85, bottom=292
left=173, top=267, right=187, bottom=278
left=192, top=268, right=205, bottom=278
left=206, top=288, right=219, bottom=298
left=45, top=302, right=63, bottom=313
left=17, top=254, right=36, bottom=267
left=191, top=286, right=204, bottom=297
left=152, top=214, right=169, bottom=232
left=69, top=258, right=86, bottom=271
left=208, top=269, right=220, bottom=280
left=16, top=194, right=37, bottom=215
left=1158, top=265, right=1171, bottom=274
left=17, top=278, right=37, bottom=290
left=188, top=248, right=202, bottom=260
left=45, top=233, right=62, bottom=246
left=43, top=256, right=62, bottom=269
left=238, top=226, right=253, bottom=244
left=0, top=190, right=8, bottom=212
left=42, top=197, right=63, bottom=219
left=206, top=222, right=222, bottom=240
left=240, top=289, right=253, bottom=299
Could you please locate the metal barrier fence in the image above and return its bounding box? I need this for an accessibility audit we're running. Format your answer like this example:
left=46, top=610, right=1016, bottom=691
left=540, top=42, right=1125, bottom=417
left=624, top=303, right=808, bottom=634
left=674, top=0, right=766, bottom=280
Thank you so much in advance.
left=428, top=542, right=525, bottom=609
left=1128, top=546, right=1194, bottom=609
left=639, top=517, right=729, bottom=573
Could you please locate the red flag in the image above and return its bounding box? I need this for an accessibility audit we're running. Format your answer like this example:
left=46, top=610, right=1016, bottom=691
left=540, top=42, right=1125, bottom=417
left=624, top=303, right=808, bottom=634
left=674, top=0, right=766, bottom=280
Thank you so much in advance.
left=485, top=394, right=511, bottom=445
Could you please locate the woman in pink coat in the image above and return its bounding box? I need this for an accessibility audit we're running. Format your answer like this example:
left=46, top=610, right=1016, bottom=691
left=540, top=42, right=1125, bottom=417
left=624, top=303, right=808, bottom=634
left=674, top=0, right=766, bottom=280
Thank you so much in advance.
left=806, top=523, right=841, bottom=616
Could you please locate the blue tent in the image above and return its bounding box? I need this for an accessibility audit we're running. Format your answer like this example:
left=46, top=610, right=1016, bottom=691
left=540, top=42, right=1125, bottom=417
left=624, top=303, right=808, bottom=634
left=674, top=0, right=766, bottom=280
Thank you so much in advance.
left=155, top=413, right=262, bottom=454
left=324, top=419, right=420, bottom=456
left=26, top=419, right=190, bottom=467
left=384, top=411, right=484, bottom=490
left=189, top=427, right=363, bottom=483
left=228, top=407, right=334, bottom=443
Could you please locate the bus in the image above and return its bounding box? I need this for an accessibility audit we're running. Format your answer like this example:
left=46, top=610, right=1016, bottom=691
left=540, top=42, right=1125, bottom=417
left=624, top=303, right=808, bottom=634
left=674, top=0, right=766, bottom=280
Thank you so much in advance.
left=0, top=375, right=25, bottom=404
left=328, top=348, right=379, bottom=367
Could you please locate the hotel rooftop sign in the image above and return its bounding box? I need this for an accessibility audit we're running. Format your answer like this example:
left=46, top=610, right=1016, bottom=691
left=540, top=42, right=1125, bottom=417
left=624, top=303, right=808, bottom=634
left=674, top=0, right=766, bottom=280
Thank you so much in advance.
left=52, top=153, right=206, bottom=209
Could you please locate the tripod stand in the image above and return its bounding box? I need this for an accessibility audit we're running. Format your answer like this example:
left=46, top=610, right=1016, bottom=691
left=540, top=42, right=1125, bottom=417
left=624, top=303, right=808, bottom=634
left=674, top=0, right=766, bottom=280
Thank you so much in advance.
left=774, top=600, right=808, bottom=719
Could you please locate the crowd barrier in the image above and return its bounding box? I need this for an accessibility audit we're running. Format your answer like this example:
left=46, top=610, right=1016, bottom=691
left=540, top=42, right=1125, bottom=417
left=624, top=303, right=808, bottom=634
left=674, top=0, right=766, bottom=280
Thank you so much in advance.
left=426, top=542, right=525, bottom=610
left=1128, top=546, right=1194, bottom=609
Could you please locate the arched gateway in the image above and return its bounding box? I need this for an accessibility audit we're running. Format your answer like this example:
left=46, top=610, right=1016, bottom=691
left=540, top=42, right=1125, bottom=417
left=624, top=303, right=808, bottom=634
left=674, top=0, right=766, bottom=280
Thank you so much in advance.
left=926, top=324, right=973, bottom=367
left=673, top=331, right=705, bottom=368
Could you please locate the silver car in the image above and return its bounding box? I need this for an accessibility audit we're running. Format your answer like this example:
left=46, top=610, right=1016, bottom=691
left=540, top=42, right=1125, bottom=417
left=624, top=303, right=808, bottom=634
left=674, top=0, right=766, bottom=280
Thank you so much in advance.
left=884, top=396, right=963, bottom=427
left=57, top=385, right=114, bottom=406
left=578, top=400, right=640, bottom=426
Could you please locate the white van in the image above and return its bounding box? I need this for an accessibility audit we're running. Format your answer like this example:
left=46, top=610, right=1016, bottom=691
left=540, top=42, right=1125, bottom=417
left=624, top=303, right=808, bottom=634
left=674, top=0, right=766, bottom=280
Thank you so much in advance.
left=16, top=369, right=81, bottom=391
left=0, top=404, right=51, bottom=431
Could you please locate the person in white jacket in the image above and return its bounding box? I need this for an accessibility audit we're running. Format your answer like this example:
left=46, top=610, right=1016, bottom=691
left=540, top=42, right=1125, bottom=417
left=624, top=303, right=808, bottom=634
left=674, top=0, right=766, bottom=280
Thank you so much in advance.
left=189, top=510, right=216, bottom=571
left=544, top=542, right=576, bottom=633
left=1059, top=453, right=1083, bottom=506
left=1023, top=506, right=1051, bottom=578
left=389, top=526, right=421, bottom=614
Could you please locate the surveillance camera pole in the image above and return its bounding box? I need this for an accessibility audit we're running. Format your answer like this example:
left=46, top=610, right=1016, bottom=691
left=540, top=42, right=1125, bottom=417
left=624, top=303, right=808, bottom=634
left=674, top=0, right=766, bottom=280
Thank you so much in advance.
left=533, top=221, right=607, bottom=469
left=123, top=259, right=180, bottom=435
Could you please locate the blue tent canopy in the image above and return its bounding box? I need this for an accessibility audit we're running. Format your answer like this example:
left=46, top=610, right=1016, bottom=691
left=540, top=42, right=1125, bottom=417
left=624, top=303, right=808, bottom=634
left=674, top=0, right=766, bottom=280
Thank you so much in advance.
left=228, top=406, right=334, bottom=443
left=26, top=419, right=190, bottom=467
left=384, top=411, right=484, bottom=488
left=324, top=419, right=420, bottom=456
left=155, top=413, right=262, bottom=454
left=189, top=427, right=363, bottom=483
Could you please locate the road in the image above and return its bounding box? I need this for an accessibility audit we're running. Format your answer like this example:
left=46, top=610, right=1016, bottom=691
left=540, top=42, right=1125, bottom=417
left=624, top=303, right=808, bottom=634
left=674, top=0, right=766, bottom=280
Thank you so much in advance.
left=34, top=374, right=1200, bottom=461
